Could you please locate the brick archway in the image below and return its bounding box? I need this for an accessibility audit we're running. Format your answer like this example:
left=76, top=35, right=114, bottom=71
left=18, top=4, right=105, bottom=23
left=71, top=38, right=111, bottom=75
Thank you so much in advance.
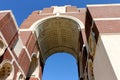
left=34, top=17, right=80, bottom=62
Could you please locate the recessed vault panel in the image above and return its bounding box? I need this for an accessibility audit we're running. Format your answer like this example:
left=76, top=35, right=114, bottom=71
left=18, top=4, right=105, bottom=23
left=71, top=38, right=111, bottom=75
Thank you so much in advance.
left=35, top=17, right=80, bottom=61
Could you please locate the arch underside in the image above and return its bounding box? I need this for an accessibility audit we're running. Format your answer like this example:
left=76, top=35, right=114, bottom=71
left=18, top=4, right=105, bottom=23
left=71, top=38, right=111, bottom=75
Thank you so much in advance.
left=35, top=17, right=80, bottom=62
left=0, top=61, right=13, bottom=80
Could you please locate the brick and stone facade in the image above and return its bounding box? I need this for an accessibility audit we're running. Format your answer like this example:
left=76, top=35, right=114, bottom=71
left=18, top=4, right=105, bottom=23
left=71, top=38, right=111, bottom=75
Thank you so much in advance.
left=0, top=4, right=120, bottom=80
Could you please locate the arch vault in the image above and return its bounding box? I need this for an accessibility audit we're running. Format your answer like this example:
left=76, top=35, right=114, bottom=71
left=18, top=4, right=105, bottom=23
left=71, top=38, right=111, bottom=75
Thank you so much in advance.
left=2, top=5, right=120, bottom=80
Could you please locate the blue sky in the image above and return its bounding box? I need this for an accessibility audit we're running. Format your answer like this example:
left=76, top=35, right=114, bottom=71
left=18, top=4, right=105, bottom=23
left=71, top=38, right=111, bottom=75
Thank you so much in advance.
left=42, top=53, right=78, bottom=80
left=0, top=0, right=120, bottom=80
left=0, top=0, right=119, bottom=26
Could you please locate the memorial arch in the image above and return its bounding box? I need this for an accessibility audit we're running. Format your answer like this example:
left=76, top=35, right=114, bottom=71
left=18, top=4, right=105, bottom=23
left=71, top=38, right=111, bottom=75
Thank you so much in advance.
left=30, top=15, right=84, bottom=61
left=1, top=5, right=120, bottom=80
left=29, top=15, right=85, bottom=79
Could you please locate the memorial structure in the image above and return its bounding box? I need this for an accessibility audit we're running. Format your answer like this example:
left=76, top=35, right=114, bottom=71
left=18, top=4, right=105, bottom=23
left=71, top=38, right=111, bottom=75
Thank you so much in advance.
left=0, top=4, right=120, bottom=80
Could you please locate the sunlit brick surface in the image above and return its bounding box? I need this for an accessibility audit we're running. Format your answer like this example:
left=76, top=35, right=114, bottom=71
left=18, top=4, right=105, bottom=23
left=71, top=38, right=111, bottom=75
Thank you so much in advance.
left=0, top=4, right=120, bottom=80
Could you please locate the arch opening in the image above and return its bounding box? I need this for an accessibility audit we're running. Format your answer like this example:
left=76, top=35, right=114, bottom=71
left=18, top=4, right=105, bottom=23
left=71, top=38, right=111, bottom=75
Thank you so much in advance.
left=0, top=39, right=6, bottom=56
left=16, top=72, right=25, bottom=80
left=42, top=52, right=79, bottom=80
left=18, top=74, right=24, bottom=80
left=0, top=60, right=14, bottom=80
left=27, top=54, right=39, bottom=79
left=35, top=17, right=81, bottom=62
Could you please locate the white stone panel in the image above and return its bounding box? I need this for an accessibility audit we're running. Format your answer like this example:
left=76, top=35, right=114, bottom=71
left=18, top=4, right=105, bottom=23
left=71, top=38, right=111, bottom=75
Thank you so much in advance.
left=93, top=35, right=117, bottom=80
left=53, top=6, right=66, bottom=13
left=101, top=34, right=120, bottom=80
left=13, top=37, right=23, bottom=57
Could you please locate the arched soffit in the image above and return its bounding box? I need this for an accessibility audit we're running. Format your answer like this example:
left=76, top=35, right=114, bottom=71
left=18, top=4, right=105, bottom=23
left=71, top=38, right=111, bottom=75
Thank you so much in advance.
left=30, top=15, right=85, bottom=31
left=0, top=60, right=14, bottom=80
left=30, top=15, right=84, bottom=62
left=0, top=38, right=7, bottom=56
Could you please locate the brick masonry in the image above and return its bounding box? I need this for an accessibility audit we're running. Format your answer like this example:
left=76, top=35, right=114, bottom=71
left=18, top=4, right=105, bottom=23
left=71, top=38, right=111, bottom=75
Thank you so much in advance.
left=0, top=4, right=120, bottom=80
